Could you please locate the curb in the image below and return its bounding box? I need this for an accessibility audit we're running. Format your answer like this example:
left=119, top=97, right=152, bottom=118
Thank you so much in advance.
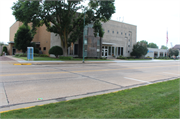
left=13, top=63, right=32, bottom=65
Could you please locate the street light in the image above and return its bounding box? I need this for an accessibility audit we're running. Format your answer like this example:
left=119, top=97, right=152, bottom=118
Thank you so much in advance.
left=82, top=6, right=86, bottom=63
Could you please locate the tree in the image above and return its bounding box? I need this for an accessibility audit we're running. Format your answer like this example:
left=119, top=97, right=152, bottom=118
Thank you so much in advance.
left=168, top=48, right=179, bottom=56
left=12, top=0, right=115, bottom=56
left=14, top=24, right=33, bottom=53
left=148, top=43, right=158, bottom=48
left=161, top=45, right=168, bottom=49
left=130, top=42, right=148, bottom=58
left=139, top=40, right=148, bottom=47
left=0, top=42, right=4, bottom=46
left=3, top=46, right=8, bottom=53
left=49, top=46, right=63, bottom=58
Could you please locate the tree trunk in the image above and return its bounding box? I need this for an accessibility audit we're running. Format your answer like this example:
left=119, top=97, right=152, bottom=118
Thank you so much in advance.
left=63, top=46, right=68, bottom=56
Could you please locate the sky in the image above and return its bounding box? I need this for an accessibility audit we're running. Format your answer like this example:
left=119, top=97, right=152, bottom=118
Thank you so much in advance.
left=0, top=0, right=179, bottom=49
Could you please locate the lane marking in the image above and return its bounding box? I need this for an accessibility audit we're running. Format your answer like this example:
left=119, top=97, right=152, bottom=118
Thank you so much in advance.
left=124, top=77, right=152, bottom=84
left=0, top=65, right=178, bottom=77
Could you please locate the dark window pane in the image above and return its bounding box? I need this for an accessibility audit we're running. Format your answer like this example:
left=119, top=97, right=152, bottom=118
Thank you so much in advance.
left=43, top=47, right=46, bottom=51
left=121, top=47, right=123, bottom=55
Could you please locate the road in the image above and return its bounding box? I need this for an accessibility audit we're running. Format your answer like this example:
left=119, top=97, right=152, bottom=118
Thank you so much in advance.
left=0, top=58, right=179, bottom=111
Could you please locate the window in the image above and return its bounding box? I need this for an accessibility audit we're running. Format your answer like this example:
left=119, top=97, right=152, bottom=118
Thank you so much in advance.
left=112, top=31, right=114, bottom=33
left=129, top=39, right=130, bottom=41
left=128, top=51, right=130, bottom=53
left=108, top=30, right=109, bottom=33
left=121, top=32, right=123, bottom=35
left=128, top=45, right=130, bottom=47
left=74, top=44, right=78, bottom=55
left=43, top=47, right=46, bottom=51
left=118, top=47, right=121, bottom=55
left=125, top=33, right=126, bottom=35
left=121, top=47, right=123, bottom=55
left=117, top=32, right=119, bottom=34
left=129, top=34, right=130, bottom=36
left=39, top=47, right=41, bottom=50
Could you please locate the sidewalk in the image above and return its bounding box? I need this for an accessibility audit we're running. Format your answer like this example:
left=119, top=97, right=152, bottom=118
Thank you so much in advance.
left=2, top=56, right=180, bottom=65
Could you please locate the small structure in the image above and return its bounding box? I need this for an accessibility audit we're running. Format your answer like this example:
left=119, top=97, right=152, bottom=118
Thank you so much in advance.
left=145, top=48, right=168, bottom=59
left=27, top=47, right=34, bottom=61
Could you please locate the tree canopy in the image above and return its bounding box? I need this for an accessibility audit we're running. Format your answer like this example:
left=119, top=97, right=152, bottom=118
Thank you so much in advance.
left=139, top=40, right=148, bottom=46
left=12, top=0, right=115, bottom=56
left=168, top=48, right=179, bottom=56
left=161, top=45, right=168, bottom=49
left=14, top=24, right=33, bottom=53
left=148, top=43, right=158, bottom=48
left=130, top=42, right=148, bottom=58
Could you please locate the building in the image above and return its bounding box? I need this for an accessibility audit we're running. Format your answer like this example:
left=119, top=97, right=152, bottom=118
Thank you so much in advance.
left=8, top=20, right=137, bottom=57
left=145, top=48, right=168, bottom=58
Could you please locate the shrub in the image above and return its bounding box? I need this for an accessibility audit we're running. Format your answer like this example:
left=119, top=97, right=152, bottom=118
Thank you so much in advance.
left=40, top=54, right=49, bottom=57
left=99, top=57, right=107, bottom=60
left=34, top=53, right=39, bottom=57
left=49, top=46, right=63, bottom=58
left=59, top=56, right=73, bottom=60
left=34, top=48, right=39, bottom=54
left=117, top=56, right=126, bottom=59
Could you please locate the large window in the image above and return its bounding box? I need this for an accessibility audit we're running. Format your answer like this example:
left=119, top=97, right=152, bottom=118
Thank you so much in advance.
left=121, top=47, right=123, bottom=55
left=112, top=47, right=114, bottom=56
left=118, top=47, right=121, bottom=55
left=74, top=44, right=78, bottom=55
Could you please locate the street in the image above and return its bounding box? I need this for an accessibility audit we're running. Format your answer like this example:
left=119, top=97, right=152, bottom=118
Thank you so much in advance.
left=0, top=58, right=179, bottom=111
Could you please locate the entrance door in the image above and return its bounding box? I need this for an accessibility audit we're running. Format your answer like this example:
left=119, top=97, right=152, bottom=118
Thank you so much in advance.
left=102, top=46, right=108, bottom=57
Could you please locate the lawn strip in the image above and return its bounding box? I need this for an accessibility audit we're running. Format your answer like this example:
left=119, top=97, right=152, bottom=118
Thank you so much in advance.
left=1, top=78, right=179, bottom=118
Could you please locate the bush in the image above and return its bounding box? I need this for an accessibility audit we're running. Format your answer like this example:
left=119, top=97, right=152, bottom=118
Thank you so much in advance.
left=34, top=48, right=39, bottom=54
left=99, top=57, right=107, bottom=60
left=40, top=54, right=49, bottom=57
left=59, top=56, right=73, bottom=60
left=49, top=46, right=63, bottom=58
left=34, top=53, right=39, bottom=57
left=117, top=56, right=127, bottom=59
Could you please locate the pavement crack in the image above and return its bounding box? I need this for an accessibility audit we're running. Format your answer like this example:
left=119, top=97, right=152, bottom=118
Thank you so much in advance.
left=2, top=82, right=9, bottom=105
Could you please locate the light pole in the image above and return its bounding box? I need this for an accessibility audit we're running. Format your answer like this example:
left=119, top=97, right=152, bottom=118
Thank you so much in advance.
left=82, top=8, right=85, bottom=63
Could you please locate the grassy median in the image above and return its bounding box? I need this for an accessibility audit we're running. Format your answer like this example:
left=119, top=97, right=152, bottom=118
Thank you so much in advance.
left=1, top=79, right=179, bottom=118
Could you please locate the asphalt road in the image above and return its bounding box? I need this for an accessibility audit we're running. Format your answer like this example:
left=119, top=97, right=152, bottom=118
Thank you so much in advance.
left=0, top=58, right=179, bottom=111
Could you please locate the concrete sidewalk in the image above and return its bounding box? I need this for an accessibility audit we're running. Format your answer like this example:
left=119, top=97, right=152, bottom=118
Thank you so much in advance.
left=2, top=56, right=180, bottom=65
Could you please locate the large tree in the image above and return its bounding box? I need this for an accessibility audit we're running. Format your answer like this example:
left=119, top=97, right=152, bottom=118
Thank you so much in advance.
left=12, top=0, right=115, bottom=56
left=130, top=42, right=148, bottom=58
left=14, top=24, right=33, bottom=53
left=168, top=48, right=179, bottom=57
left=148, top=42, right=158, bottom=48
left=161, top=45, right=168, bottom=49
left=139, top=40, right=148, bottom=47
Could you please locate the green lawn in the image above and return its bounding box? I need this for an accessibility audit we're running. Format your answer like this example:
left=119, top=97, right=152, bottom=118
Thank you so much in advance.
left=1, top=79, right=179, bottom=118
left=14, top=56, right=112, bottom=61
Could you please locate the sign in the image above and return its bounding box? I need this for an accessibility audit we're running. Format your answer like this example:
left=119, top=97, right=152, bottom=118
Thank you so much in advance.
left=147, top=50, right=154, bottom=53
left=27, top=47, right=34, bottom=61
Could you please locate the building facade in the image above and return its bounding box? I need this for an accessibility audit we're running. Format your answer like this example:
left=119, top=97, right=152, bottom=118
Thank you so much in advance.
left=9, top=20, right=137, bottom=57
left=145, top=48, right=168, bottom=58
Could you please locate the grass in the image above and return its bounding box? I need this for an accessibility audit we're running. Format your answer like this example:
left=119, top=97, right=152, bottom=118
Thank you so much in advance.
left=14, top=56, right=112, bottom=61
left=1, top=78, right=179, bottom=118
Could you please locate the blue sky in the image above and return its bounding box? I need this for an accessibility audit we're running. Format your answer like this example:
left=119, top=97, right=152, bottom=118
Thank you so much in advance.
left=0, top=0, right=179, bottom=48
